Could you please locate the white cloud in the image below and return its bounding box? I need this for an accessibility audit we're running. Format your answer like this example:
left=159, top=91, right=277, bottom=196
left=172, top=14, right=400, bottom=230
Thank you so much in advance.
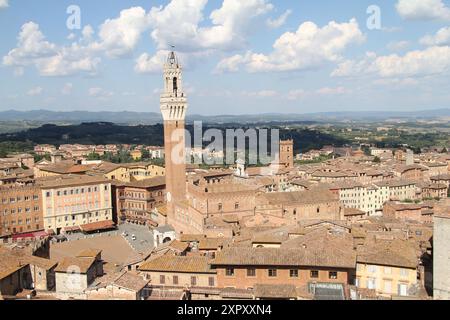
left=266, top=9, right=292, bottom=29
left=147, top=0, right=273, bottom=52
left=5, top=1, right=276, bottom=76
left=3, top=22, right=100, bottom=76
left=420, top=26, right=450, bottom=46
left=89, top=87, right=114, bottom=98
left=216, top=18, right=365, bottom=73
left=27, top=86, right=43, bottom=96
left=242, top=90, right=278, bottom=98
left=94, top=7, right=150, bottom=58
left=135, top=50, right=168, bottom=74
left=316, top=86, right=351, bottom=95
left=332, top=46, right=450, bottom=78
left=287, top=89, right=307, bottom=101
left=0, top=0, right=8, bottom=9
left=67, top=33, right=76, bottom=41
left=61, top=83, right=73, bottom=95
left=396, top=0, right=450, bottom=21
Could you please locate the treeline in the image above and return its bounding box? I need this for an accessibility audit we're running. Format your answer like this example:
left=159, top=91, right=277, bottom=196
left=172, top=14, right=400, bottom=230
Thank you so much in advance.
left=0, top=122, right=351, bottom=155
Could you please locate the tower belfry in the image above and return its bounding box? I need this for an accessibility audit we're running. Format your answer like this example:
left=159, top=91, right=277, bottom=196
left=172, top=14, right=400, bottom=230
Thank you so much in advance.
left=160, top=50, right=188, bottom=218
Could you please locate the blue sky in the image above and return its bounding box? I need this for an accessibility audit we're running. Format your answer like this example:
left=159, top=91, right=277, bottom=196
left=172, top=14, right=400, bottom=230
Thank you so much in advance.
left=1, top=0, right=450, bottom=115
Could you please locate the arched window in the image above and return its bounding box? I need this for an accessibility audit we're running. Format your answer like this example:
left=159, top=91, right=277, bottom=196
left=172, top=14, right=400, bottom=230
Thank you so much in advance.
left=173, top=77, right=178, bottom=95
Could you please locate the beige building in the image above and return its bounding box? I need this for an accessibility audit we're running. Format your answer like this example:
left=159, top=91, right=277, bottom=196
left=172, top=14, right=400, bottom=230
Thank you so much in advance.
left=39, top=175, right=113, bottom=235
left=355, top=240, right=418, bottom=298
left=139, top=254, right=217, bottom=289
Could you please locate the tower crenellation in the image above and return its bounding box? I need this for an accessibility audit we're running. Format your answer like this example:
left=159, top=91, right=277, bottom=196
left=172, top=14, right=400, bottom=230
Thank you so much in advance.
left=160, top=51, right=188, bottom=122
left=160, top=50, right=188, bottom=219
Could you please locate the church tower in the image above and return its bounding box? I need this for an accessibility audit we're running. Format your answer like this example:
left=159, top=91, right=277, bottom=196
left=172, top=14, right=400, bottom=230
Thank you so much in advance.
left=160, top=51, right=188, bottom=217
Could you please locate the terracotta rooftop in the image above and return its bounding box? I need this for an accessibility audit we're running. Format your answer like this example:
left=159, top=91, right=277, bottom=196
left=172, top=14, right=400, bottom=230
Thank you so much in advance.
left=139, top=254, right=215, bottom=274
left=112, top=272, right=149, bottom=292
left=211, top=246, right=356, bottom=269
left=254, top=284, right=298, bottom=299
left=258, top=190, right=338, bottom=206
left=38, top=174, right=110, bottom=189
left=55, top=256, right=96, bottom=274
left=357, top=240, right=418, bottom=269
left=76, top=249, right=102, bottom=259
left=121, top=176, right=166, bottom=188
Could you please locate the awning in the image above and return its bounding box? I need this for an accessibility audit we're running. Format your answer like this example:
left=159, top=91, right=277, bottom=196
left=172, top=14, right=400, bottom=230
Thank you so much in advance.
left=12, top=230, right=47, bottom=240
left=63, top=226, right=81, bottom=233
left=80, top=220, right=116, bottom=233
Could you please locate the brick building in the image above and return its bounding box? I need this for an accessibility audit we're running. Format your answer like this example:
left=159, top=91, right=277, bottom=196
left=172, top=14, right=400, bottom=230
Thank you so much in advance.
left=115, top=176, right=166, bottom=225
left=210, top=247, right=355, bottom=291
left=0, top=184, right=43, bottom=237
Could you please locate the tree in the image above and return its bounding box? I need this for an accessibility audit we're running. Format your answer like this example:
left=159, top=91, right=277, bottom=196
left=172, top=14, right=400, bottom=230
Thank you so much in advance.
left=141, top=148, right=150, bottom=161
left=87, top=152, right=101, bottom=161
left=373, top=156, right=381, bottom=163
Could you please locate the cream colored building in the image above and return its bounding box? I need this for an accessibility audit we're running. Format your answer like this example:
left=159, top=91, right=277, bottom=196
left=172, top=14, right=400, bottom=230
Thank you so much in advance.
left=39, top=175, right=113, bottom=234
left=355, top=241, right=418, bottom=298
left=338, top=180, right=416, bottom=216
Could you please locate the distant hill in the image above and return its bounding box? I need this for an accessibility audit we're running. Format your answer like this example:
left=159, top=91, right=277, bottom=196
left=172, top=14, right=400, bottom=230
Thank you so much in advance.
left=0, top=122, right=349, bottom=153
left=0, top=109, right=449, bottom=124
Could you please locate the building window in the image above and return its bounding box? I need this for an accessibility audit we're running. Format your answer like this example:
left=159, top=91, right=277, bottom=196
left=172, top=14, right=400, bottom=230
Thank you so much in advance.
left=160, top=275, right=165, bottom=284
left=208, top=277, right=215, bottom=287
left=290, top=269, right=299, bottom=278
left=235, top=203, right=239, bottom=210
left=218, top=203, right=223, bottom=212
left=173, top=276, right=179, bottom=285
left=191, top=276, right=197, bottom=286
left=225, top=268, right=235, bottom=277
left=367, top=278, right=376, bottom=290
left=367, top=265, right=377, bottom=273
left=400, top=269, right=409, bottom=277
left=310, top=270, right=319, bottom=278
left=268, top=269, right=277, bottom=278
left=247, top=268, right=256, bottom=277
left=329, top=271, right=338, bottom=280
left=384, top=267, right=392, bottom=275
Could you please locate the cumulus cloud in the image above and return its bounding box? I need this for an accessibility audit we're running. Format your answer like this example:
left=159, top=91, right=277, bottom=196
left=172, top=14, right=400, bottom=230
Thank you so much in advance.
left=0, top=0, right=8, bottom=9
left=266, top=9, right=292, bottom=29
left=316, top=86, right=351, bottom=95
left=420, top=26, right=450, bottom=46
left=4, top=1, right=276, bottom=76
left=396, top=0, right=450, bottom=21
left=89, top=87, right=114, bottom=98
left=93, top=7, right=150, bottom=58
left=3, top=22, right=100, bottom=76
left=147, top=0, right=273, bottom=52
left=135, top=50, right=168, bottom=74
left=27, top=86, right=43, bottom=96
left=332, top=46, right=450, bottom=78
left=216, top=18, right=365, bottom=73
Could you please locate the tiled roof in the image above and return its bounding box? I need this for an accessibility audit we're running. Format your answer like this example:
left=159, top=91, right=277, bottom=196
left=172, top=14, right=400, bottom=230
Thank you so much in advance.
left=112, top=272, right=149, bottom=292
left=211, top=246, right=356, bottom=269
left=76, top=249, right=102, bottom=258
left=38, top=174, right=110, bottom=189
left=357, top=240, right=418, bottom=269
left=259, top=190, right=338, bottom=205
left=198, top=238, right=231, bottom=250
left=254, top=284, right=297, bottom=299
left=55, top=257, right=96, bottom=274
left=139, top=254, right=215, bottom=274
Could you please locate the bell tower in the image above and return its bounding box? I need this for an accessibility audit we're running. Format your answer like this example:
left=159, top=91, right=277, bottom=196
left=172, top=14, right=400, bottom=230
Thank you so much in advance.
left=160, top=50, right=188, bottom=216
